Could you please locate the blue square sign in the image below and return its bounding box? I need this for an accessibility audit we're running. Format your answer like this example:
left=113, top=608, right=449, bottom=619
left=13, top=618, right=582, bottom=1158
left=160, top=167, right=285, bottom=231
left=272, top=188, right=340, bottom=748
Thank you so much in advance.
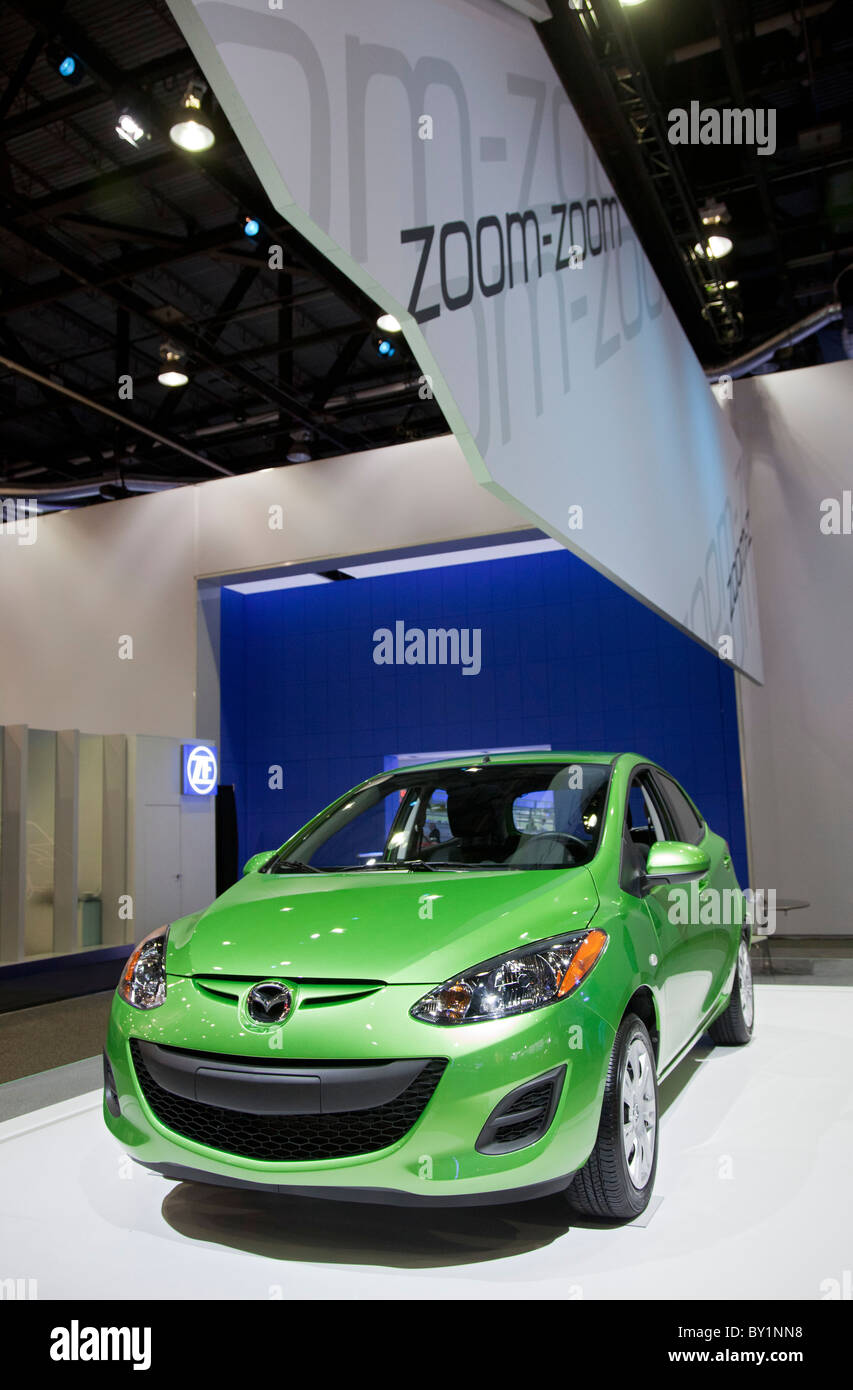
left=182, top=743, right=218, bottom=796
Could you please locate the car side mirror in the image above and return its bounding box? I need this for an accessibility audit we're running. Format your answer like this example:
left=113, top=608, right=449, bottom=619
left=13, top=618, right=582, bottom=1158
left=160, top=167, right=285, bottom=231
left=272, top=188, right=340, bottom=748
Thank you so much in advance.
left=242, top=851, right=274, bottom=876
left=645, top=841, right=710, bottom=883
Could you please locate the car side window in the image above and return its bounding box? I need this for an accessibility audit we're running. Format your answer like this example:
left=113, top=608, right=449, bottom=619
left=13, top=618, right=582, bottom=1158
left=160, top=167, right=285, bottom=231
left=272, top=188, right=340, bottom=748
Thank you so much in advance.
left=653, top=773, right=704, bottom=846
left=627, top=777, right=669, bottom=845
left=620, top=773, right=672, bottom=895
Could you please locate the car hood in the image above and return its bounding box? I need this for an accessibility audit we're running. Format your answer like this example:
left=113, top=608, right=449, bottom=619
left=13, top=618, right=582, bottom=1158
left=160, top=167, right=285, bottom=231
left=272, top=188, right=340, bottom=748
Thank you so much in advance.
left=166, top=867, right=600, bottom=985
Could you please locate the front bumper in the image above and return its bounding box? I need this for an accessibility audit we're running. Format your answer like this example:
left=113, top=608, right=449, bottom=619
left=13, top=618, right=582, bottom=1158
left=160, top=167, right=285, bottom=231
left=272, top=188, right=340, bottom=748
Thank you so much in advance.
left=104, top=974, right=615, bottom=1202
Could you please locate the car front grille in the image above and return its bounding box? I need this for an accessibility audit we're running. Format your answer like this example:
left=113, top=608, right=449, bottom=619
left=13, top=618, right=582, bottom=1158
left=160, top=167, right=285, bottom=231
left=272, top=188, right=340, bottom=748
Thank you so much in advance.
left=129, top=1039, right=446, bottom=1162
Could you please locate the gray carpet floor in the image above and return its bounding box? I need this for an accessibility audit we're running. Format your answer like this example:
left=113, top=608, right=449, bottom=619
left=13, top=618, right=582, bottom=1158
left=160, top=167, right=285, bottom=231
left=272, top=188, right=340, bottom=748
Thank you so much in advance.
left=0, top=990, right=113, bottom=1086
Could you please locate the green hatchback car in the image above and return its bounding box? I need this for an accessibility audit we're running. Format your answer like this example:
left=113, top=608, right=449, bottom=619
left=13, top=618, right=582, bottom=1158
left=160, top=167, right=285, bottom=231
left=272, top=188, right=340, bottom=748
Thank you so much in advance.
left=104, top=752, right=754, bottom=1220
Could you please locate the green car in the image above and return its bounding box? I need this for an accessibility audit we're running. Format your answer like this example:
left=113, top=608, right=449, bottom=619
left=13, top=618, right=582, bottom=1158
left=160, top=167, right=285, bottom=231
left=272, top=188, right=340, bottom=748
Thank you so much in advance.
left=104, top=752, right=754, bottom=1220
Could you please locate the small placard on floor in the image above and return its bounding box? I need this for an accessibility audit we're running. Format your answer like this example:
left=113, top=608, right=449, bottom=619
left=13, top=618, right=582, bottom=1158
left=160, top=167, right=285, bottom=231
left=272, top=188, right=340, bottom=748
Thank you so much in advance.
left=629, top=1195, right=664, bottom=1228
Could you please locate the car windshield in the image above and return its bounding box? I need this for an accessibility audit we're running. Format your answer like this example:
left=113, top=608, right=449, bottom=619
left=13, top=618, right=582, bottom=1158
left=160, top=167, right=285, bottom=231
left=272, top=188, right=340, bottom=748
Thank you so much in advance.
left=266, top=762, right=612, bottom=873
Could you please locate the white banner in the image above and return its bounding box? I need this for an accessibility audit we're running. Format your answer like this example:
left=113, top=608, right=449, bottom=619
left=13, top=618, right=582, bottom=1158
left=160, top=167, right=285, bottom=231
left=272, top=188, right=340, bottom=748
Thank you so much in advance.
left=170, top=0, right=762, bottom=680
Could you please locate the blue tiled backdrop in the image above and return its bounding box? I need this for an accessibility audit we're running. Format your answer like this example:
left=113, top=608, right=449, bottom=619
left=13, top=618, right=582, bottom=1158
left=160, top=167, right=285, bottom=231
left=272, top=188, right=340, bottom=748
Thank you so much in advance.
left=220, top=548, right=748, bottom=883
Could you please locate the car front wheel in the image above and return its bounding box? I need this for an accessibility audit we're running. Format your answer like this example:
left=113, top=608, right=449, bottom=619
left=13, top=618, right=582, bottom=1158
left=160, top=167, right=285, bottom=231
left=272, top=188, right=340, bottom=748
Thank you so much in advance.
left=565, top=1012, right=659, bottom=1222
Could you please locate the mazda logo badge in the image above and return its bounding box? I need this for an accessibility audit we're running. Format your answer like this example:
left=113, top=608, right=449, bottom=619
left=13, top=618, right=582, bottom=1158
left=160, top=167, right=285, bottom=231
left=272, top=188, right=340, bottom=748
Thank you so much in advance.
left=246, top=981, right=293, bottom=1024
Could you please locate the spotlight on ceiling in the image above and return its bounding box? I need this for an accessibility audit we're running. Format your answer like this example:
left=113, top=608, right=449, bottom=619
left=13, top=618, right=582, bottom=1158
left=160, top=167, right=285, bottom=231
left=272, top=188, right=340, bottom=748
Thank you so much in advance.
left=243, top=216, right=261, bottom=238
left=158, top=343, right=189, bottom=388
left=115, top=110, right=147, bottom=148
left=286, top=428, right=313, bottom=464
left=700, top=198, right=730, bottom=227
left=169, top=80, right=216, bottom=152
left=376, top=313, right=402, bottom=333
left=619, top=0, right=647, bottom=7
left=694, top=235, right=733, bottom=260
left=47, top=43, right=84, bottom=84
left=376, top=337, right=396, bottom=358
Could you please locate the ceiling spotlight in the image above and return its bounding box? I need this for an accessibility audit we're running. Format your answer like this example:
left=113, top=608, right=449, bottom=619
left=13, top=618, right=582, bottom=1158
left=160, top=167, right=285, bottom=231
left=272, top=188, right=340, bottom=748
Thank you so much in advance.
left=725, top=279, right=740, bottom=290
left=47, top=43, right=84, bottom=84
left=619, top=0, right=647, bottom=7
left=376, top=337, right=396, bottom=358
left=700, top=198, right=730, bottom=227
left=376, top=313, right=402, bottom=333
left=158, top=343, right=189, bottom=388
left=169, top=80, right=216, bottom=152
left=694, top=235, right=733, bottom=259
left=243, top=216, right=261, bottom=238
left=115, top=111, right=147, bottom=147
left=286, top=428, right=313, bottom=464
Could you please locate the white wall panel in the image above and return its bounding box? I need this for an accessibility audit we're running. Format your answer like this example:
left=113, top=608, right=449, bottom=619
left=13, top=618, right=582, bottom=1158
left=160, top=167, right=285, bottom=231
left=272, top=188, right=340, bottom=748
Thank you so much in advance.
left=0, top=437, right=528, bottom=737
left=732, top=361, right=853, bottom=935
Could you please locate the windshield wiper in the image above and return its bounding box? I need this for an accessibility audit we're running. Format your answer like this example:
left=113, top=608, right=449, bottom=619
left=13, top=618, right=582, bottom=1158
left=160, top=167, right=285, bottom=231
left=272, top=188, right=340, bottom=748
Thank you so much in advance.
left=398, top=859, right=473, bottom=872
left=335, top=860, right=425, bottom=872
left=268, top=859, right=324, bottom=874
left=336, top=859, right=465, bottom=873
left=402, top=860, right=514, bottom=872
left=270, top=858, right=473, bottom=874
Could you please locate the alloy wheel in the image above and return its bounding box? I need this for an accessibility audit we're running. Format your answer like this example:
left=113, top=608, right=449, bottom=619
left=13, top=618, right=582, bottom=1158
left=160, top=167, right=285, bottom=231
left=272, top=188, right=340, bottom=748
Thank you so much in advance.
left=621, top=1035, right=656, bottom=1189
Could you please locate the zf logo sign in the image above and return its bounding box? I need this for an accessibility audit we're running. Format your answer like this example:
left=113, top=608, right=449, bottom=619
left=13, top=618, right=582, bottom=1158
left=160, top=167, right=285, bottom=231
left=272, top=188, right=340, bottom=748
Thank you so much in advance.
left=182, top=744, right=218, bottom=796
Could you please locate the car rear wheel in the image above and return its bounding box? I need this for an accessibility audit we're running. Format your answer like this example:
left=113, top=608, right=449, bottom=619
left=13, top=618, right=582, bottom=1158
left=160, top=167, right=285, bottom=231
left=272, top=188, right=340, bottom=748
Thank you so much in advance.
left=565, top=1012, right=658, bottom=1222
left=708, top=935, right=754, bottom=1046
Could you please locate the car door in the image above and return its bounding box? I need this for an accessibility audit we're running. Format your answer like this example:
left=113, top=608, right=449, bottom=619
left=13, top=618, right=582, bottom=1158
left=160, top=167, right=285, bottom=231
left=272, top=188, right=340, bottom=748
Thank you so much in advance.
left=619, top=771, right=710, bottom=1066
left=650, top=770, right=736, bottom=1018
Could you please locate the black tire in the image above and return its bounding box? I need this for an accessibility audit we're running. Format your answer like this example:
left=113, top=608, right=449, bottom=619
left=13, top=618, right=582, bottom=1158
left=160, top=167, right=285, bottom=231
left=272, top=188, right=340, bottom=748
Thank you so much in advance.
left=708, top=934, right=755, bottom=1046
left=565, top=1013, right=659, bottom=1222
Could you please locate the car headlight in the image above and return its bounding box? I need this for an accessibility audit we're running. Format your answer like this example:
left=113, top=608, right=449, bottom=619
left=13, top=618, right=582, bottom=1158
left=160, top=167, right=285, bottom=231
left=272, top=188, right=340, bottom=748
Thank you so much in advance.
left=117, top=926, right=169, bottom=1009
left=411, top=928, right=608, bottom=1025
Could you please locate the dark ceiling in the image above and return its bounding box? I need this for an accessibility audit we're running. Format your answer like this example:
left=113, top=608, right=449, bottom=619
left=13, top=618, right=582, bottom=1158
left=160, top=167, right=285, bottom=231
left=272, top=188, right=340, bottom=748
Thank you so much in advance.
left=542, top=0, right=853, bottom=364
left=0, top=0, right=446, bottom=507
left=1, top=0, right=851, bottom=507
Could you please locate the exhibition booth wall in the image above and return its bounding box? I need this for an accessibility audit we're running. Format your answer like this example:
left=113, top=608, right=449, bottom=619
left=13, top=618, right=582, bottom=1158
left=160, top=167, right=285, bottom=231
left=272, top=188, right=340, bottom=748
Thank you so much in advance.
left=0, top=436, right=529, bottom=740
left=732, top=360, right=853, bottom=937
left=219, top=547, right=749, bottom=884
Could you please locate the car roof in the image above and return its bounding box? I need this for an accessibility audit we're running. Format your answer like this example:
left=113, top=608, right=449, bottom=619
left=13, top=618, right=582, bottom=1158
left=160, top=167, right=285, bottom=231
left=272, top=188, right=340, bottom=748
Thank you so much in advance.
left=377, top=751, right=623, bottom=776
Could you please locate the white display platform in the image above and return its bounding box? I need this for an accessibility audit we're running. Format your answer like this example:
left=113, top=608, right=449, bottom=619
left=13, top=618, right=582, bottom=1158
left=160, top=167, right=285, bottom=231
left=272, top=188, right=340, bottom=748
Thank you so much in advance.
left=1, top=985, right=849, bottom=1300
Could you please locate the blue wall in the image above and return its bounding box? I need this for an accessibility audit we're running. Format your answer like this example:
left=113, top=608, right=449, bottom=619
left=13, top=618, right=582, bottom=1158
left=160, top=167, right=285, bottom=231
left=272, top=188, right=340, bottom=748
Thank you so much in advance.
left=220, top=548, right=748, bottom=883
